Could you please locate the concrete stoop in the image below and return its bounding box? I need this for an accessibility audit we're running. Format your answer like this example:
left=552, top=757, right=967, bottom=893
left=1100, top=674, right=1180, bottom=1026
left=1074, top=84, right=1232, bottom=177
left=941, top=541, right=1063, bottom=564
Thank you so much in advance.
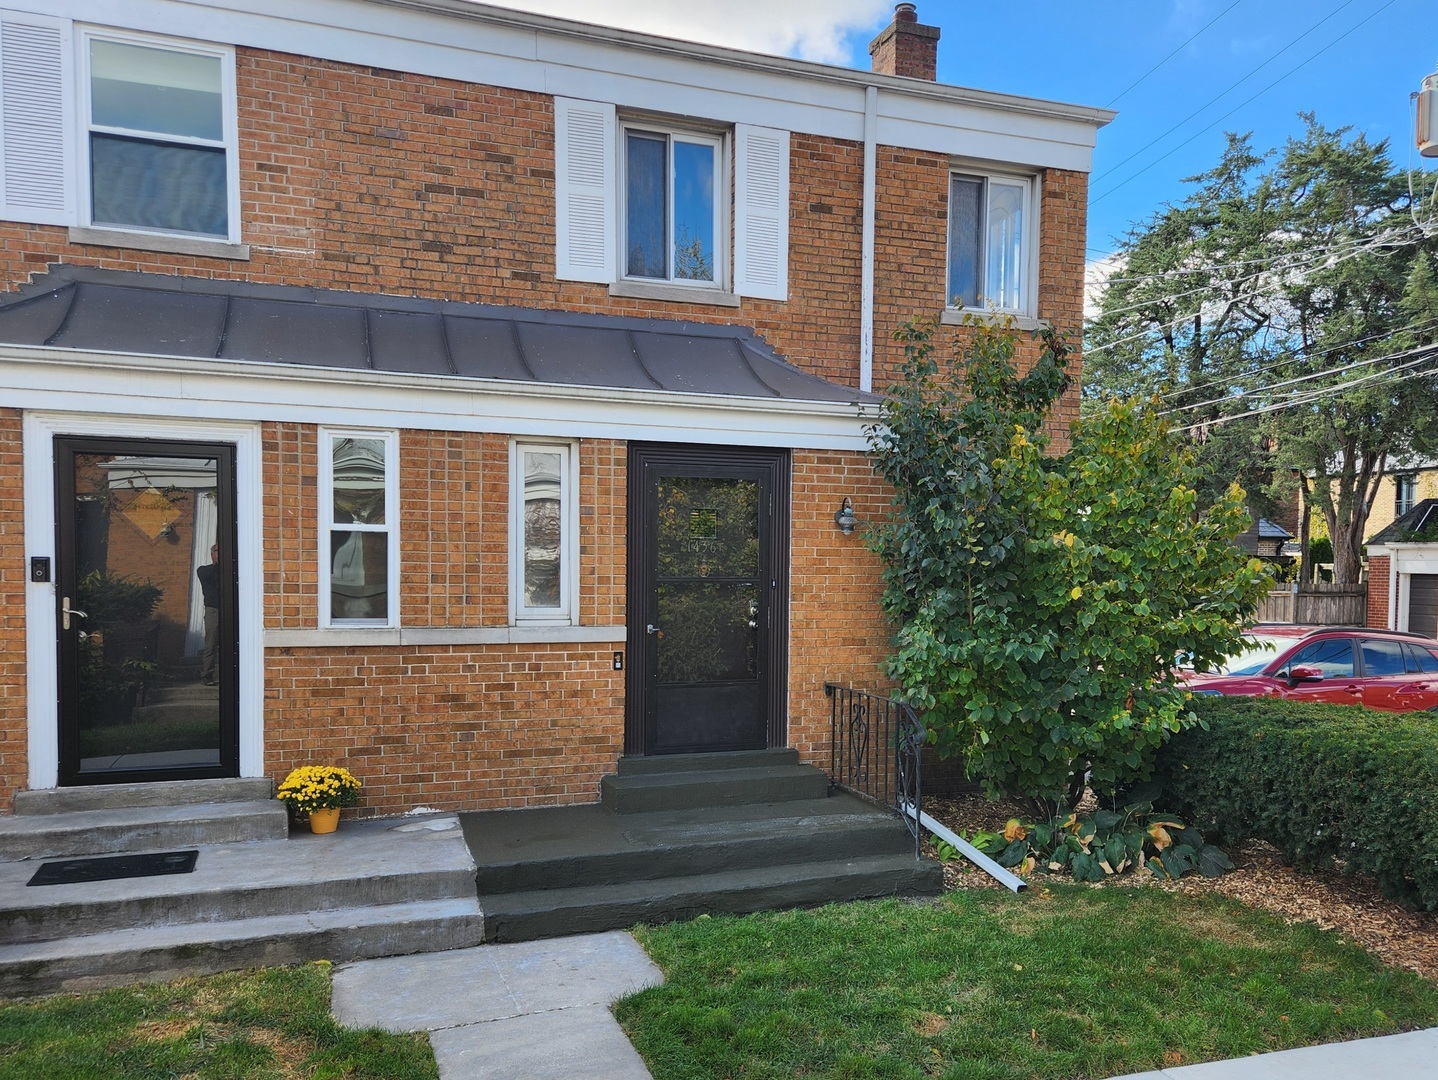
left=0, top=804, right=484, bottom=997
left=467, top=755, right=943, bottom=943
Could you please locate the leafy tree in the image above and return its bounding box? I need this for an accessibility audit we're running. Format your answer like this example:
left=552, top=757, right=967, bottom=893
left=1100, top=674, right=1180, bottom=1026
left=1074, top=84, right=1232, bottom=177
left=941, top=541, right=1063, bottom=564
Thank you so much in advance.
left=868, top=319, right=1269, bottom=808
left=1087, top=119, right=1438, bottom=581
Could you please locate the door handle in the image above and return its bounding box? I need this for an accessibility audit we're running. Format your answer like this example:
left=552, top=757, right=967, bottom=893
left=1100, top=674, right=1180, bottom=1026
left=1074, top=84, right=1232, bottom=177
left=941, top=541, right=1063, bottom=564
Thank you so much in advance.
left=646, top=624, right=663, bottom=638
left=61, top=598, right=88, bottom=631
left=1341, top=685, right=1362, bottom=696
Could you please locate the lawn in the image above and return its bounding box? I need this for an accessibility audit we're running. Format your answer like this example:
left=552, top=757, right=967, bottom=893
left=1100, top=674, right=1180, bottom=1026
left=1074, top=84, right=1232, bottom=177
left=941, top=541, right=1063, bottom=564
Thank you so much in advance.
left=616, top=886, right=1438, bottom=1080
left=0, top=962, right=436, bottom=1080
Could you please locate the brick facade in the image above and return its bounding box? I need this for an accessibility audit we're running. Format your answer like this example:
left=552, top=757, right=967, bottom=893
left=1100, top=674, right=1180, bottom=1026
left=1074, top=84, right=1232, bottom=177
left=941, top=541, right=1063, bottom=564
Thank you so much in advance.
left=0, top=18, right=1094, bottom=812
left=1367, top=555, right=1391, bottom=628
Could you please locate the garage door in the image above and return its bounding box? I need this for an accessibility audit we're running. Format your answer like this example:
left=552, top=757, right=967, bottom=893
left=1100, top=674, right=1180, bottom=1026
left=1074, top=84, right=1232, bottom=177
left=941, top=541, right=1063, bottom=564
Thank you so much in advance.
left=1411, top=575, right=1438, bottom=637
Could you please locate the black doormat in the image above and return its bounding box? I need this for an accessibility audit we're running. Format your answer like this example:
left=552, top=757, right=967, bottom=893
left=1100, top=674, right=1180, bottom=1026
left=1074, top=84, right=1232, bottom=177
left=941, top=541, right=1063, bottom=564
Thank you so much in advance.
left=27, top=849, right=199, bottom=887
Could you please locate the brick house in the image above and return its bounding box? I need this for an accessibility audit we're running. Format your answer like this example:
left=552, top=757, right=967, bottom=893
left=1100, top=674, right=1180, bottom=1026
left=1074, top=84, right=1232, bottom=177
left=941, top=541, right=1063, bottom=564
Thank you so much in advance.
left=0, top=0, right=1111, bottom=816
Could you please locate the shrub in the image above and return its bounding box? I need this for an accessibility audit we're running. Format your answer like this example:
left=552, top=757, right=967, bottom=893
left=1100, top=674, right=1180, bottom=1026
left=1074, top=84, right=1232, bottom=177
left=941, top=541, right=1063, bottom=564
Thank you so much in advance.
left=1153, top=695, right=1438, bottom=909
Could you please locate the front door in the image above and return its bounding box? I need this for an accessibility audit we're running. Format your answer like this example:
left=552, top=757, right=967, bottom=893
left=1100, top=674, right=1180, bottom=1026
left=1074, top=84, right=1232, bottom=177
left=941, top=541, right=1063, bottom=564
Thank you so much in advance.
left=626, top=445, right=789, bottom=755
left=55, top=437, right=239, bottom=784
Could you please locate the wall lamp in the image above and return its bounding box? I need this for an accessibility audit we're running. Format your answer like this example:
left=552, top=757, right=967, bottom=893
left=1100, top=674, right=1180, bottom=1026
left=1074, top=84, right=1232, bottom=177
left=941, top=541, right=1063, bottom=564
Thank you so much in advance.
left=834, top=497, right=858, bottom=535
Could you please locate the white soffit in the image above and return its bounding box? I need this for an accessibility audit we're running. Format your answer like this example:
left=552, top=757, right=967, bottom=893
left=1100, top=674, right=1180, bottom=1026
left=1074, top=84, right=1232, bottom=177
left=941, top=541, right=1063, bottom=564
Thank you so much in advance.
left=19, top=0, right=1112, bottom=171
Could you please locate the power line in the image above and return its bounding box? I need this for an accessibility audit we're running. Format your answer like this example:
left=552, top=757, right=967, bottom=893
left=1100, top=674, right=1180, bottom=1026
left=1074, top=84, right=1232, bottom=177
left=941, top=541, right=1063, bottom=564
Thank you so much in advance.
left=1105, top=0, right=1247, bottom=108
left=1092, top=0, right=1399, bottom=206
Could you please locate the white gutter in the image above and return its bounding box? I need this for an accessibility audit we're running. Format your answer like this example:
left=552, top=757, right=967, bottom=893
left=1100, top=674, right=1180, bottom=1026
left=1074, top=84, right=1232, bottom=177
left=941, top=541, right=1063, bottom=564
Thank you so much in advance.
left=860, top=84, right=878, bottom=394
left=902, top=803, right=1027, bottom=893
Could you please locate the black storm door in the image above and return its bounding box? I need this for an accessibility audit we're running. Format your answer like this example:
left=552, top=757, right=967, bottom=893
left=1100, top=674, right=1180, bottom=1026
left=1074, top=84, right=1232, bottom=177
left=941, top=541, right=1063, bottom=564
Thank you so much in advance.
left=55, top=436, right=239, bottom=785
left=626, top=445, right=790, bottom=756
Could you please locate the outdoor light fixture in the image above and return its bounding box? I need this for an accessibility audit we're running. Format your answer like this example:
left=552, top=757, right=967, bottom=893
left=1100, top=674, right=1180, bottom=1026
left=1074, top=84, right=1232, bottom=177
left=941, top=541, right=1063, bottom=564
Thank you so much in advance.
left=834, top=497, right=858, bottom=535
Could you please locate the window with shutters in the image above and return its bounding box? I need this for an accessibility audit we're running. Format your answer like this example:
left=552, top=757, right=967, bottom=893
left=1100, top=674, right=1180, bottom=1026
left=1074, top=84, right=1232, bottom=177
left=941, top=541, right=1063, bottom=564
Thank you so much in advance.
left=553, top=98, right=789, bottom=302
left=622, top=125, right=723, bottom=287
left=80, top=29, right=238, bottom=241
left=946, top=170, right=1034, bottom=316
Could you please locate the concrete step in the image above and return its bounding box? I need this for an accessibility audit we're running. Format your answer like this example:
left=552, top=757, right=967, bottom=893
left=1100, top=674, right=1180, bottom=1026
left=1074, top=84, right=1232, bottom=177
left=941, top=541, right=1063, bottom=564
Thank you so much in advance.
left=600, top=763, right=829, bottom=814
left=613, top=748, right=799, bottom=776
left=0, top=814, right=485, bottom=997
left=1, top=837, right=476, bottom=944
left=475, top=808, right=913, bottom=894
left=0, top=897, right=485, bottom=997
left=0, top=800, right=289, bottom=860
left=479, top=853, right=943, bottom=943
left=14, top=777, right=274, bottom=816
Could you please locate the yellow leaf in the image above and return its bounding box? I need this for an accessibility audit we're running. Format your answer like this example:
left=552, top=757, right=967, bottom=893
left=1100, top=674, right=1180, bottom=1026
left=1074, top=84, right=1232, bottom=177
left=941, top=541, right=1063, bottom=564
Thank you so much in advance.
left=1148, top=824, right=1173, bottom=851
left=1070, top=586, right=1083, bottom=600
left=1003, top=818, right=1028, bottom=842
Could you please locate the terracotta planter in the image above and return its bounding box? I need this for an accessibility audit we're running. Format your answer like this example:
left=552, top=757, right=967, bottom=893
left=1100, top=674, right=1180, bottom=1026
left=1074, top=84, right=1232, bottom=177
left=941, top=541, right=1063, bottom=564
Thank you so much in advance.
left=309, top=807, right=341, bottom=834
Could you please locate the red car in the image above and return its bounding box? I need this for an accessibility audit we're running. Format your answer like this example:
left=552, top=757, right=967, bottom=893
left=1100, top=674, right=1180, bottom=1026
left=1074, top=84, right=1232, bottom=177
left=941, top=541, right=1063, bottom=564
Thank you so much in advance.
left=1181, top=625, right=1438, bottom=712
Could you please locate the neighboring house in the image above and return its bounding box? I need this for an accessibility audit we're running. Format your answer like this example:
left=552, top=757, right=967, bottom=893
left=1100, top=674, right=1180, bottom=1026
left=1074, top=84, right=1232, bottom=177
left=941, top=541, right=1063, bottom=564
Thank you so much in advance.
left=1362, top=458, right=1438, bottom=542
left=0, top=1, right=1110, bottom=815
left=1234, top=518, right=1293, bottom=560
left=1366, top=499, right=1438, bottom=637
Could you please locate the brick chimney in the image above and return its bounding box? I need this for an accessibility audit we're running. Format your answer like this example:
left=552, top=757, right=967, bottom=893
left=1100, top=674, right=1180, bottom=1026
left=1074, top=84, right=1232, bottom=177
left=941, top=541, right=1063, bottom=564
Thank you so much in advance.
left=868, top=3, right=941, bottom=81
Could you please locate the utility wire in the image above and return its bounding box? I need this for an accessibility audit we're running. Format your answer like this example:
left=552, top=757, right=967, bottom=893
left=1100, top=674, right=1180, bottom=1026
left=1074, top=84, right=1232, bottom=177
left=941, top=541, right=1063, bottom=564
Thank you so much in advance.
left=1092, top=0, right=1399, bottom=205
left=1094, top=0, right=1357, bottom=189
left=1105, top=0, right=1247, bottom=107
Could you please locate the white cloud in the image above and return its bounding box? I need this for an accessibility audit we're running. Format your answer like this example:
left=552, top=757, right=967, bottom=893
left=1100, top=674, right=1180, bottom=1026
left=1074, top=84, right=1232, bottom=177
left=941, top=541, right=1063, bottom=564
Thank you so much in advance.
left=478, top=0, right=893, bottom=65
left=1083, top=253, right=1125, bottom=321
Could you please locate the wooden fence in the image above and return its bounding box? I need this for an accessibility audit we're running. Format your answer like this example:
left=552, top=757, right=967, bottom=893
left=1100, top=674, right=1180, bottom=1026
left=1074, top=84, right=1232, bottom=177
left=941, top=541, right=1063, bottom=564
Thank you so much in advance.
left=1255, top=583, right=1368, bottom=626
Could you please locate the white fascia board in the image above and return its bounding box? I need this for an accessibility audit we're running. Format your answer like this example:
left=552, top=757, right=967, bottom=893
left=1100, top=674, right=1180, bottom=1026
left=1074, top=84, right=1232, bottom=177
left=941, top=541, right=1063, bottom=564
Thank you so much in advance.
left=28, top=0, right=1110, bottom=170
left=0, top=347, right=878, bottom=450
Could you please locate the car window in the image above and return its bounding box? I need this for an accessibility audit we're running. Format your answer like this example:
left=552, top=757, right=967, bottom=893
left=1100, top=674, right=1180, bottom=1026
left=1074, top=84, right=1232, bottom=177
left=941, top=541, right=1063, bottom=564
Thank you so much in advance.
left=1217, top=635, right=1292, bottom=675
left=1405, top=643, right=1438, bottom=674
left=1284, top=638, right=1355, bottom=677
left=1360, top=639, right=1407, bottom=677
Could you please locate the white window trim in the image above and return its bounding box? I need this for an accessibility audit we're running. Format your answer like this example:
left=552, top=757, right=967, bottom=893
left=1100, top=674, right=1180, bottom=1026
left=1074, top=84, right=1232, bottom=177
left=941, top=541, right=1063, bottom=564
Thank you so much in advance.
left=509, top=439, right=579, bottom=625
left=319, top=427, right=400, bottom=629
left=76, top=25, right=240, bottom=245
left=945, top=168, right=1038, bottom=319
left=618, top=121, right=728, bottom=291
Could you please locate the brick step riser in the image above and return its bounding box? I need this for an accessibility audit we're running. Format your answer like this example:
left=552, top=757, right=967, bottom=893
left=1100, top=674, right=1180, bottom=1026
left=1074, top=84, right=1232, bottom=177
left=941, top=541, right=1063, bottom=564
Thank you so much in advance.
left=14, top=778, right=276, bottom=816
left=0, top=903, right=485, bottom=998
left=476, top=823, right=915, bottom=894
left=614, top=748, right=800, bottom=776
left=0, top=810, right=289, bottom=861
left=600, top=771, right=830, bottom=814
left=482, top=863, right=943, bottom=943
left=3, top=868, right=478, bottom=945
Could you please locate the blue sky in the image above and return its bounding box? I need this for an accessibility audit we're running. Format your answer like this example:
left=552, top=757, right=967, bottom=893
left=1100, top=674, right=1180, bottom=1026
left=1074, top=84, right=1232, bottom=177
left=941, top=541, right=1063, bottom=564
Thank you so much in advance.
left=491, top=0, right=1438, bottom=266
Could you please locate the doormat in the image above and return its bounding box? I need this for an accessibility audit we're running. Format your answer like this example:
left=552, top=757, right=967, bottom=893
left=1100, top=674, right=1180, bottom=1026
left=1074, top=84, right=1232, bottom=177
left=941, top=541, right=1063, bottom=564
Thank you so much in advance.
left=27, top=849, right=199, bottom=887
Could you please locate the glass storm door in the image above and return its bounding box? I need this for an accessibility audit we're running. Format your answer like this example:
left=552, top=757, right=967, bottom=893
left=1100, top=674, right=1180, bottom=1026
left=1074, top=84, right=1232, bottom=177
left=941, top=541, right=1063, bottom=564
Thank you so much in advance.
left=55, top=437, right=238, bottom=784
left=627, top=445, right=790, bottom=756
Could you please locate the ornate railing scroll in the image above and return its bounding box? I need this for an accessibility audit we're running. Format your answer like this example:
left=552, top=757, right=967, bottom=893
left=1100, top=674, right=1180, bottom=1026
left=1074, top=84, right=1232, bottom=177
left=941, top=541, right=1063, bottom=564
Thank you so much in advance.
left=823, top=683, right=924, bottom=858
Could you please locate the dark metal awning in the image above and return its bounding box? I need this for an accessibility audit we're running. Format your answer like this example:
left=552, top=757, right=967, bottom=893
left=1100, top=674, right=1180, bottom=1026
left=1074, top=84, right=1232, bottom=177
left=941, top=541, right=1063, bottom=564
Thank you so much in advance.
left=0, top=265, right=869, bottom=405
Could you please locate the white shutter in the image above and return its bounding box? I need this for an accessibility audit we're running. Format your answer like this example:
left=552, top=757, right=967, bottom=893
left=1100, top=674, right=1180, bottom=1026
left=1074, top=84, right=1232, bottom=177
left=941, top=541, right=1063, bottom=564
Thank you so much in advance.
left=0, top=12, right=75, bottom=226
left=734, top=124, right=789, bottom=302
left=554, top=96, right=615, bottom=284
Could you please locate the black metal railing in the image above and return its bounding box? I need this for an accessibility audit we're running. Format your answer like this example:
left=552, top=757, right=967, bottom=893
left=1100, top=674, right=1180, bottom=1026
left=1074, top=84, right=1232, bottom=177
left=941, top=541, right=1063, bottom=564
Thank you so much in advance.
left=824, top=683, right=924, bottom=857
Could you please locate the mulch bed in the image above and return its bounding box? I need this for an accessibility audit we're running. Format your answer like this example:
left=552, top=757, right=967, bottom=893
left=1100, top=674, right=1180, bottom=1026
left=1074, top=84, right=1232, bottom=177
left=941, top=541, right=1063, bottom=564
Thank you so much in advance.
left=922, top=792, right=1438, bottom=982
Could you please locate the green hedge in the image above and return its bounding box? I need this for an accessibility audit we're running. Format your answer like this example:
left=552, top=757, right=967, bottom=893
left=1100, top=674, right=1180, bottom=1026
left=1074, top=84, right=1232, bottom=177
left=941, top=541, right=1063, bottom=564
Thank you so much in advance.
left=1153, top=696, right=1438, bottom=910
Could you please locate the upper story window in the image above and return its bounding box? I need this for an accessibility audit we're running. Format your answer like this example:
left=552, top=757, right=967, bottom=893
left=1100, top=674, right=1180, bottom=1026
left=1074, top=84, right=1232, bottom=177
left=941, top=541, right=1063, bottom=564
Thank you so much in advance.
left=510, top=441, right=578, bottom=624
left=1396, top=473, right=1417, bottom=518
left=320, top=430, right=399, bottom=628
left=623, top=126, right=722, bottom=287
left=82, top=31, right=237, bottom=240
left=947, top=171, right=1033, bottom=315
left=554, top=97, right=788, bottom=302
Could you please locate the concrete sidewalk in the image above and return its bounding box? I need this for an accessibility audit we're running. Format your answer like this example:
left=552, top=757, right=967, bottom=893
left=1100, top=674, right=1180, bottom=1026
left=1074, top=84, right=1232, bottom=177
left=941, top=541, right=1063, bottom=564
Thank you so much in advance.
left=1115, top=1026, right=1438, bottom=1078
left=331, top=930, right=663, bottom=1079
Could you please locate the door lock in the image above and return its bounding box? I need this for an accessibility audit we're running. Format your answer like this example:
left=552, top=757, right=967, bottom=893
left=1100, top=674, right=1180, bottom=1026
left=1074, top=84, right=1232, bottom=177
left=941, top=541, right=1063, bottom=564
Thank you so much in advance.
left=61, top=597, right=88, bottom=631
left=646, top=624, right=663, bottom=638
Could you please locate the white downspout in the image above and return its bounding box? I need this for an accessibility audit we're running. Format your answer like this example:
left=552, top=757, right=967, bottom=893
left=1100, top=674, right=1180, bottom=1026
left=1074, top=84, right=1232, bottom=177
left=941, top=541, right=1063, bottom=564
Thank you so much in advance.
left=859, top=84, right=878, bottom=394
left=1389, top=552, right=1399, bottom=630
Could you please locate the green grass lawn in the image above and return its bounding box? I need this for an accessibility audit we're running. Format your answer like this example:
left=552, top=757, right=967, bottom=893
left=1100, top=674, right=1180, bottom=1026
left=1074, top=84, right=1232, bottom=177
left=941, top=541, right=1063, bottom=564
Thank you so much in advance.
left=0, top=962, right=436, bottom=1080
left=616, top=886, right=1438, bottom=1080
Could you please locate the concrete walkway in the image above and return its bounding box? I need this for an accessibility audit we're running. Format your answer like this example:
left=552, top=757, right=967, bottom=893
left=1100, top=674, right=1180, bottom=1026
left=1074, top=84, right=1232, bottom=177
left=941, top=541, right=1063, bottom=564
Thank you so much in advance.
left=331, top=930, right=663, bottom=1079
left=1115, top=1026, right=1438, bottom=1079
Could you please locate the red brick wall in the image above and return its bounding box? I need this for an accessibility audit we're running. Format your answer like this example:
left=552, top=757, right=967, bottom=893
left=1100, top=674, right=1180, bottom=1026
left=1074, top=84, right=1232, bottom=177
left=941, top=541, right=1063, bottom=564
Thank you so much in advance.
left=0, top=411, right=24, bottom=805
left=1367, top=555, right=1390, bottom=628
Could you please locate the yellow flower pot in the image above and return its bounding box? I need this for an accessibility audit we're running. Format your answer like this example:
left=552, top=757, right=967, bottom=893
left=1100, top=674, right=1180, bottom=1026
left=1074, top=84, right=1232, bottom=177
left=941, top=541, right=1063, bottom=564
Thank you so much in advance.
left=309, top=807, right=341, bottom=834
